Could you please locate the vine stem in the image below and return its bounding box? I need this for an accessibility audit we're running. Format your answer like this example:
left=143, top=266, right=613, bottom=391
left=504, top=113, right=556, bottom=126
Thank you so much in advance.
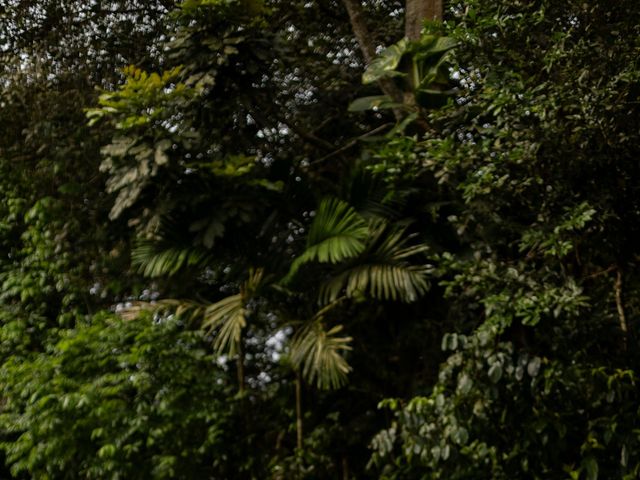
left=615, top=268, right=628, bottom=350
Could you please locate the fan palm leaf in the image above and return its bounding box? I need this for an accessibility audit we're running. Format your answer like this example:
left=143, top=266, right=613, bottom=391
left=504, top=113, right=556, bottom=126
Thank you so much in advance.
left=201, top=268, right=264, bottom=355
left=290, top=320, right=353, bottom=390
left=283, top=197, right=369, bottom=283
left=202, top=293, right=246, bottom=356
left=119, top=269, right=264, bottom=357
left=131, top=239, right=209, bottom=278
left=319, top=221, right=430, bottom=304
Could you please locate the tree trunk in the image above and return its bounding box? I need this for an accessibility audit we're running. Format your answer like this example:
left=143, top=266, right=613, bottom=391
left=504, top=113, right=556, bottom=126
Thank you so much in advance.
left=342, top=455, right=349, bottom=480
left=405, top=0, right=443, bottom=40
left=341, top=0, right=404, bottom=120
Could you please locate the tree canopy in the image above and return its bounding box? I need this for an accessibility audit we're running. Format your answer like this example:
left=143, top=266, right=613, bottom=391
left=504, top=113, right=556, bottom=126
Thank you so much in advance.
left=1, top=0, right=639, bottom=478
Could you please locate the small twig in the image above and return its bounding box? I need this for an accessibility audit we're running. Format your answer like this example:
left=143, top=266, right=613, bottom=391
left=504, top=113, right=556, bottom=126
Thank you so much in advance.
left=312, top=296, right=349, bottom=320
left=278, top=116, right=336, bottom=151
left=583, top=265, right=616, bottom=280
left=309, top=122, right=393, bottom=166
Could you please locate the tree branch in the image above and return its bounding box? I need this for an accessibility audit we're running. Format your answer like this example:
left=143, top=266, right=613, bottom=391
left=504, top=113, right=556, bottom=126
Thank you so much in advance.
left=340, top=0, right=376, bottom=64
left=615, top=267, right=628, bottom=350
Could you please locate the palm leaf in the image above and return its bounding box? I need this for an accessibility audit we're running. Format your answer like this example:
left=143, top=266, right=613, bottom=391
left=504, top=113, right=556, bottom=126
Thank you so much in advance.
left=119, top=295, right=246, bottom=356
left=283, top=197, right=369, bottom=283
left=117, top=299, right=204, bottom=321
left=290, top=321, right=352, bottom=390
left=119, top=269, right=265, bottom=357
left=319, top=222, right=430, bottom=304
left=131, top=239, right=209, bottom=278
left=202, top=293, right=246, bottom=356
left=201, top=268, right=264, bottom=356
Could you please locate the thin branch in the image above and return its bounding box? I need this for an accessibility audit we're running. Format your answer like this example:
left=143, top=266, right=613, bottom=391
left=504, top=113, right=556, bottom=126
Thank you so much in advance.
left=583, top=265, right=616, bottom=280
left=615, top=268, right=628, bottom=350
left=309, top=122, right=393, bottom=166
left=250, top=107, right=336, bottom=151
left=282, top=119, right=336, bottom=151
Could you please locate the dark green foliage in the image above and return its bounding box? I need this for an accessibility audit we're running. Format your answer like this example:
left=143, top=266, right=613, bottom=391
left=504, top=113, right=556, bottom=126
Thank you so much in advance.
left=1, top=314, right=238, bottom=479
left=367, top=0, right=640, bottom=478
left=1, top=0, right=639, bottom=478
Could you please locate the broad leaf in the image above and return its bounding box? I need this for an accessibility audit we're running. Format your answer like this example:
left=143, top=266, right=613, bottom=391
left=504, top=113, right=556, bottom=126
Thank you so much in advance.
left=348, top=95, right=399, bottom=112
left=362, top=38, right=410, bottom=84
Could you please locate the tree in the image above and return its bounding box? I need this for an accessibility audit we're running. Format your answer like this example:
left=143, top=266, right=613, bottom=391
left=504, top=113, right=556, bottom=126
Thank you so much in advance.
left=368, top=0, right=640, bottom=478
left=3, top=0, right=639, bottom=478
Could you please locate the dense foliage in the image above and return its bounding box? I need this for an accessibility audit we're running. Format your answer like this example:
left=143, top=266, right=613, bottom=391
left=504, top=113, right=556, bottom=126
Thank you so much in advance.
left=1, top=0, right=639, bottom=478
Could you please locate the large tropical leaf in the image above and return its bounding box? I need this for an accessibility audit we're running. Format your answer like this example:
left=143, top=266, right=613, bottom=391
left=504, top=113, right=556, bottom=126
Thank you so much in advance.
left=131, top=239, right=209, bottom=278
left=283, top=198, right=369, bottom=283
left=413, top=35, right=458, bottom=61
left=201, top=268, right=264, bottom=356
left=348, top=95, right=400, bottom=112
left=362, top=38, right=410, bottom=85
left=120, top=269, right=264, bottom=357
left=356, top=34, right=457, bottom=112
left=290, top=321, right=352, bottom=390
left=319, top=222, right=430, bottom=304
left=202, top=293, right=246, bottom=356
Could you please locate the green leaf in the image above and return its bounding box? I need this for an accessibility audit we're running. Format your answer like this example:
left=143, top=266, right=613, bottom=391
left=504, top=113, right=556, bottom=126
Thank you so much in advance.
left=202, top=294, right=246, bottom=356
left=457, top=373, right=473, bottom=395
left=582, top=457, right=598, bottom=480
left=131, top=240, right=209, bottom=278
left=283, top=198, right=368, bottom=283
left=362, top=38, right=410, bottom=84
left=318, top=221, right=429, bottom=304
left=414, top=36, right=458, bottom=59
left=488, top=363, right=503, bottom=383
left=154, top=139, right=172, bottom=165
left=348, top=95, right=399, bottom=112
left=290, top=321, right=352, bottom=390
left=451, top=427, right=469, bottom=446
left=527, top=357, right=541, bottom=377
left=202, top=268, right=264, bottom=356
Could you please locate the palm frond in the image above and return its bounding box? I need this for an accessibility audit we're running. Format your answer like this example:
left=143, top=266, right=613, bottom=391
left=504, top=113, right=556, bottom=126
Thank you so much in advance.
left=290, top=321, right=352, bottom=390
left=131, top=239, right=209, bottom=278
left=202, top=293, right=246, bottom=356
left=242, top=267, right=265, bottom=297
left=319, top=264, right=429, bottom=304
left=343, top=168, right=405, bottom=221
left=119, top=268, right=265, bottom=357
left=202, top=267, right=265, bottom=356
left=117, top=299, right=203, bottom=321
left=118, top=296, right=246, bottom=356
left=319, top=222, right=430, bottom=304
left=283, top=198, right=369, bottom=283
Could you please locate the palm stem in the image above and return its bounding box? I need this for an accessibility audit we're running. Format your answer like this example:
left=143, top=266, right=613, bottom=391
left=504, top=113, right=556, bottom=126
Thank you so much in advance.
left=237, top=338, right=246, bottom=394
left=295, top=369, right=303, bottom=451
